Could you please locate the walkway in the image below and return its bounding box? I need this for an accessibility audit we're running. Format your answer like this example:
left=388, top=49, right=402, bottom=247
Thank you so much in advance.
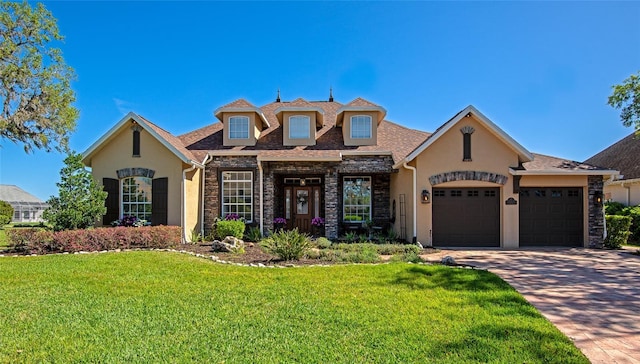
left=425, top=248, right=640, bottom=363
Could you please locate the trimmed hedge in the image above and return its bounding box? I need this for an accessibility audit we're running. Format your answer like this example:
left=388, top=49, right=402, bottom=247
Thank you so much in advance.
left=604, top=215, right=632, bottom=249
left=7, top=226, right=181, bottom=255
left=215, top=220, right=245, bottom=239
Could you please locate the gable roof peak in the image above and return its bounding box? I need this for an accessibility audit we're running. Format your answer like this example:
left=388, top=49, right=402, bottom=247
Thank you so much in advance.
left=345, top=97, right=381, bottom=108
left=395, top=104, right=534, bottom=168
left=219, top=98, right=257, bottom=109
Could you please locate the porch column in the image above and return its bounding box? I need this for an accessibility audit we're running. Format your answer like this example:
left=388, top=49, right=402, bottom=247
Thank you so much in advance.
left=324, top=168, right=339, bottom=239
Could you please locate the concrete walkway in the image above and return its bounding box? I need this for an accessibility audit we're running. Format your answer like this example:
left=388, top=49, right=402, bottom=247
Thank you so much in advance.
left=424, top=248, right=640, bottom=364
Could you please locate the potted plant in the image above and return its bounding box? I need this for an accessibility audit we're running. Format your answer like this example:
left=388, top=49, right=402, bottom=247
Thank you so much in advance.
left=311, top=216, right=325, bottom=237
left=273, top=217, right=286, bottom=231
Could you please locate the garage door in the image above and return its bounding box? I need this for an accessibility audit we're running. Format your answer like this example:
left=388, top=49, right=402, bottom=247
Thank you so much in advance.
left=519, top=187, right=583, bottom=247
left=433, top=188, right=500, bottom=247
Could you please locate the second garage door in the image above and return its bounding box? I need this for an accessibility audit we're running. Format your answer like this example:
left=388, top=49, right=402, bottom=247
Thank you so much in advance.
left=519, top=187, right=583, bottom=247
left=433, top=188, right=500, bottom=247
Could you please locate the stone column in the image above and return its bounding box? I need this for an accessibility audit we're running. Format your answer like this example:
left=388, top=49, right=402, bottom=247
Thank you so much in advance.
left=324, top=168, right=339, bottom=239
left=588, top=175, right=605, bottom=249
left=263, top=170, right=275, bottom=233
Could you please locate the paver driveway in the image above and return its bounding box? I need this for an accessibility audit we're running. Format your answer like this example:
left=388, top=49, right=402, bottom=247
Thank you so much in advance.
left=425, top=248, right=640, bottom=364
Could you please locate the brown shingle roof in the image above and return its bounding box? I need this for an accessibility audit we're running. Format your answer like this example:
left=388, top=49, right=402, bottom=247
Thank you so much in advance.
left=584, top=132, right=640, bottom=180
left=217, top=98, right=257, bottom=109
left=137, top=115, right=205, bottom=163
left=344, top=97, right=382, bottom=108
left=180, top=99, right=429, bottom=164
left=522, top=153, right=609, bottom=172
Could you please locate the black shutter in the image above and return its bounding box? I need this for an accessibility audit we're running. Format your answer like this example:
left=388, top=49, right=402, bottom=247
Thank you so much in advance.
left=152, top=177, right=168, bottom=226
left=103, top=178, right=119, bottom=225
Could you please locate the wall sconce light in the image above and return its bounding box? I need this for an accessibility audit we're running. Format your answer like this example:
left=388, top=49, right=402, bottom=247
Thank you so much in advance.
left=593, top=191, right=603, bottom=206
left=421, top=189, right=430, bottom=204
left=300, top=178, right=306, bottom=186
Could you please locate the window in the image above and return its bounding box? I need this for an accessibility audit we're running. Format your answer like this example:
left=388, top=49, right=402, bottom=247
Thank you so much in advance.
left=229, top=116, right=250, bottom=139
left=222, top=171, right=253, bottom=222
left=351, top=115, right=372, bottom=139
left=121, top=177, right=152, bottom=221
left=343, top=176, right=371, bottom=222
left=132, top=128, right=141, bottom=157
left=460, top=126, right=474, bottom=161
left=463, top=133, right=471, bottom=161
left=289, top=115, right=310, bottom=139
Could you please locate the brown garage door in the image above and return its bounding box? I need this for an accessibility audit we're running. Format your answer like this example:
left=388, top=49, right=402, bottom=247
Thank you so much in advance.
left=519, top=187, right=583, bottom=247
left=433, top=188, right=500, bottom=247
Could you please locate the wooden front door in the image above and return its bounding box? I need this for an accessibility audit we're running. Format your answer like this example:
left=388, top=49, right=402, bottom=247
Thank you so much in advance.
left=285, top=186, right=321, bottom=234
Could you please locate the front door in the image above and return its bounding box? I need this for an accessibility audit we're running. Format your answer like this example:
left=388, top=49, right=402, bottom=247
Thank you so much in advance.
left=293, top=187, right=312, bottom=233
left=284, top=185, right=322, bottom=234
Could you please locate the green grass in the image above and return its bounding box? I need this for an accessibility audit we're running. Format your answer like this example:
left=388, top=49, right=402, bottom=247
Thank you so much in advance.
left=0, top=252, right=588, bottom=363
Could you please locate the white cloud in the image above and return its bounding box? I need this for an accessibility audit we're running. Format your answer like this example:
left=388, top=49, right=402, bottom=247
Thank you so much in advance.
left=113, top=98, right=135, bottom=115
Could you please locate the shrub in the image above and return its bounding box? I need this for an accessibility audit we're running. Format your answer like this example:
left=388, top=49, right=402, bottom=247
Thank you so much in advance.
left=215, top=220, right=245, bottom=239
left=604, top=215, right=632, bottom=249
left=0, top=201, right=14, bottom=224
left=318, top=247, right=380, bottom=263
left=343, top=231, right=357, bottom=243
left=7, top=228, right=54, bottom=254
left=244, top=226, right=262, bottom=242
left=389, top=251, right=425, bottom=263
left=605, top=201, right=626, bottom=216
left=314, top=237, right=332, bottom=249
left=7, top=226, right=181, bottom=254
left=0, top=214, right=11, bottom=226
left=622, top=205, right=640, bottom=244
left=260, top=228, right=310, bottom=261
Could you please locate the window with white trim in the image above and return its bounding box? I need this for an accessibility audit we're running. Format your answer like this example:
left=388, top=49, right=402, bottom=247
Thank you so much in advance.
left=221, top=171, right=253, bottom=221
left=350, top=115, right=372, bottom=139
left=289, top=115, right=310, bottom=139
left=229, top=116, right=250, bottom=139
left=122, top=177, right=152, bottom=220
left=343, top=176, right=371, bottom=222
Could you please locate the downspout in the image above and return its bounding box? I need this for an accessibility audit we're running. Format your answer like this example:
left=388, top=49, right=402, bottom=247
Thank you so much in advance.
left=182, top=163, right=198, bottom=243
left=258, top=159, right=264, bottom=236
left=200, top=154, right=212, bottom=238
left=623, top=182, right=631, bottom=206
left=402, top=162, right=417, bottom=244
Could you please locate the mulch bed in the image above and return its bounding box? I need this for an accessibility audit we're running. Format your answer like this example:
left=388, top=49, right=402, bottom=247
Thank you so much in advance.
left=180, top=242, right=440, bottom=266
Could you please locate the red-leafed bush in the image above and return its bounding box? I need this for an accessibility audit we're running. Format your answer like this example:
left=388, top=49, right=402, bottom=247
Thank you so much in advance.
left=7, top=226, right=181, bottom=255
left=7, top=228, right=55, bottom=254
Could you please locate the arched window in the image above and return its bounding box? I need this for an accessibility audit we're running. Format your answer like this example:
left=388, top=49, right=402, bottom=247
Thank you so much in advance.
left=121, top=177, right=152, bottom=221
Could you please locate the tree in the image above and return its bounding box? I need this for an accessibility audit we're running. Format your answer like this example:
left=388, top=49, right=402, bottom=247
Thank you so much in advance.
left=608, top=71, right=640, bottom=133
left=0, top=200, right=14, bottom=225
left=0, top=1, right=78, bottom=153
left=43, top=152, right=107, bottom=231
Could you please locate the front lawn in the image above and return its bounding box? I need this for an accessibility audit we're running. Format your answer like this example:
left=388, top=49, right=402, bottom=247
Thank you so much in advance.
left=0, top=252, right=587, bottom=363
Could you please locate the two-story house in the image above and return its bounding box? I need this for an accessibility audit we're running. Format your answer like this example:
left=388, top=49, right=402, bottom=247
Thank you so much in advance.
left=82, top=94, right=617, bottom=248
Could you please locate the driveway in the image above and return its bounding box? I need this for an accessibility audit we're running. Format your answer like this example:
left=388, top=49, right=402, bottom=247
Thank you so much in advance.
left=424, top=248, right=640, bottom=364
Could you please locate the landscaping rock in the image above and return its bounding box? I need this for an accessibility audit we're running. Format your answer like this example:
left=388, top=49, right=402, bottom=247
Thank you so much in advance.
left=211, top=236, right=245, bottom=253
left=441, top=256, right=457, bottom=266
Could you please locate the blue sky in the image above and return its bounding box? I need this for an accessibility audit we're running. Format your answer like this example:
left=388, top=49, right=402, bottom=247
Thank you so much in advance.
left=1, top=1, right=639, bottom=200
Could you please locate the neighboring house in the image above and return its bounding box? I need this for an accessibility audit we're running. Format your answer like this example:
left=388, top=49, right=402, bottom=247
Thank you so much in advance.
left=83, top=95, right=617, bottom=248
left=585, top=132, right=640, bottom=206
left=0, top=184, right=49, bottom=223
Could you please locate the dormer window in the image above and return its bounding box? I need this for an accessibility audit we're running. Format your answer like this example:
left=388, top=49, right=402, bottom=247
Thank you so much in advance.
left=350, top=115, right=372, bottom=139
left=289, top=115, right=310, bottom=139
left=229, top=116, right=250, bottom=139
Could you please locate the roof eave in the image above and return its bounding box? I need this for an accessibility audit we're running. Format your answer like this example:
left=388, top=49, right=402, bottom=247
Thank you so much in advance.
left=214, top=107, right=271, bottom=128
left=509, top=168, right=620, bottom=176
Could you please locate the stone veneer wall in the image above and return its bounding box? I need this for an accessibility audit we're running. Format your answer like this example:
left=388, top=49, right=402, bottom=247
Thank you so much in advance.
left=588, top=175, right=605, bottom=248
left=203, top=155, right=394, bottom=239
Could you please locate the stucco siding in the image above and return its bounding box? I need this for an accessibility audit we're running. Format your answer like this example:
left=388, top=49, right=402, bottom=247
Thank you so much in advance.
left=605, top=183, right=640, bottom=206
left=411, top=115, right=520, bottom=247
left=90, top=126, right=184, bottom=226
